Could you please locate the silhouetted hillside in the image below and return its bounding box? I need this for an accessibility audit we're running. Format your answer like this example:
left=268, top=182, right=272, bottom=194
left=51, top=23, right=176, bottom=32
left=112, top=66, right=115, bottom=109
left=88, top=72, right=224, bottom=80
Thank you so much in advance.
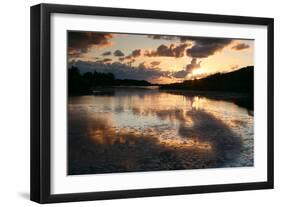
left=160, top=66, right=254, bottom=94
left=68, top=66, right=152, bottom=95
left=160, top=66, right=254, bottom=109
left=114, top=79, right=151, bottom=86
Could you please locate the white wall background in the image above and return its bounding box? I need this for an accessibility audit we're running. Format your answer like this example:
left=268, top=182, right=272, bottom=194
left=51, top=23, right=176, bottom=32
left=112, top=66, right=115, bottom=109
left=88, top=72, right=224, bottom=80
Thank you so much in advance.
left=0, top=0, right=279, bottom=206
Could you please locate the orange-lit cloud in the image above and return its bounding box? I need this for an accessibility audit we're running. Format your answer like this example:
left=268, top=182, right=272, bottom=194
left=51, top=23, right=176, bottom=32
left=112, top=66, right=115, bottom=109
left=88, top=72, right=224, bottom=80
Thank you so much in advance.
left=119, top=49, right=142, bottom=61
left=68, top=31, right=253, bottom=83
left=150, top=61, right=161, bottom=67
left=144, top=43, right=189, bottom=58
left=173, top=58, right=201, bottom=78
left=232, top=42, right=250, bottom=50
left=102, top=51, right=111, bottom=56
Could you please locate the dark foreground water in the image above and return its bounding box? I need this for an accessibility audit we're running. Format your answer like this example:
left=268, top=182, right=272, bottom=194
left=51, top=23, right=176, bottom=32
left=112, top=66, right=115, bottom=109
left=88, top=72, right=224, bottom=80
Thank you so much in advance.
left=68, top=87, right=254, bottom=175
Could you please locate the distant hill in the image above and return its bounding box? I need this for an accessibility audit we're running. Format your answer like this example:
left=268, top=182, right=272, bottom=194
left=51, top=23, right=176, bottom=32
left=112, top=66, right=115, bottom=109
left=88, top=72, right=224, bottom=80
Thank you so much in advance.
left=68, top=66, right=152, bottom=95
left=114, top=79, right=151, bottom=86
left=160, top=66, right=254, bottom=94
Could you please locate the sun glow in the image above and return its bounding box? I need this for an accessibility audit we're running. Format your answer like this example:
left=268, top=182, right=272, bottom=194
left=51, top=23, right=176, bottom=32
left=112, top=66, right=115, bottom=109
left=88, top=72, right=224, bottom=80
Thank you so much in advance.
left=192, top=68, right=206, bottom=76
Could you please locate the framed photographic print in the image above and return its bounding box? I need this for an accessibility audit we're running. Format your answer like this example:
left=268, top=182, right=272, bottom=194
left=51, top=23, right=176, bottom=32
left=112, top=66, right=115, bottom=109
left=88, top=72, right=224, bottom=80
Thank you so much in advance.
left=30, top=3, right=274, bottom=203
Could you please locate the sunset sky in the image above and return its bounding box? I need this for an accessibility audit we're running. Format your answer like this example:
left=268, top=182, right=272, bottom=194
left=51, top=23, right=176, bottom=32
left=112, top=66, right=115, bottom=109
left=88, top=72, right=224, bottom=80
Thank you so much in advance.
left=68, top=31, right=254, bottom=84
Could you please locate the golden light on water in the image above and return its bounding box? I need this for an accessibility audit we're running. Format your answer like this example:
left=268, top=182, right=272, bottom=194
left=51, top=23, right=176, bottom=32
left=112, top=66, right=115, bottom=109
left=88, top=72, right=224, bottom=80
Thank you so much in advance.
left=191, top=96, right=207, bottom=110
left=67, top=31, right=255, bottom=174
left=77, top=93, right=246, bottom=148
left=87, top=123, right=213, bottom=152
left=160, top=138, right=212, bottom=151
left=68, top=90, right=254, bottom=174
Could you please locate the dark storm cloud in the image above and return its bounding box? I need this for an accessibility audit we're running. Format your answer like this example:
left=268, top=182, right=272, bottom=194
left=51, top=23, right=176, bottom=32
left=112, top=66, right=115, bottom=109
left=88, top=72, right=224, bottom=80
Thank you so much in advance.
left=186, top=37, right=233, bottom=58
left=102, top=51, right=112, bottom=56
left=114, top=50, right=125, bottom=56
left=70, top=60, right=170, bottom=81
left=232, top=42, right=250, bottom=50
left=145, top=43, right=189, bottom=58
left=68, top=32, right=114, bottom=57
left=172, top=58, right=201, bottom=78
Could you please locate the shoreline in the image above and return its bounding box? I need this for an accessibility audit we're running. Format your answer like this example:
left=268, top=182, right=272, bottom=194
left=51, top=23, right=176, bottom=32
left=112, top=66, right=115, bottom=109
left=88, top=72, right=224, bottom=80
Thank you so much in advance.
left=69, top=86, right=253, bottom=111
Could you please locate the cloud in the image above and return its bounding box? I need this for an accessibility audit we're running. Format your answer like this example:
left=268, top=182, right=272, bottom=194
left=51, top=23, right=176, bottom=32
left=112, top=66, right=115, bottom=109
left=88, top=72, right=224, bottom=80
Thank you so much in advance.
left=114, top=50, right=125, bottom=56
left=186, top=58, right=201, bottom=72
left=127, top=59, right=136, bottom=66
left=68, top=31, right=114, bottom=57
left=118, top=57, right=126, bottom=61
left=102, top=51, right=111, bottom=56
left=68, top=48, right=82, bottom=58
left=147, top=35, right=190, bottom=43
left=174, top=43, right=190, bottom=57
left=148, top=35, right=234, bottom=58
left=131, top=49, right=142, bottom=57
left=69, top=60, right=170, bottom=83
left=232, top=42, right=250, bottom=50
left=119, top=49, right=142, bottom=61
left=178, top=36, right=192, bottom=42
left=147, top=34, right=175, bottom=41
left=145, top=43, right=189, bottom=58
left=157, top=44, right=175, bottom=57
left=186, top=37, right=233, bottom=58
left=150, top=61, right=161, bottom=67
left=95, top=58, right=112, bottom=64
left=138, top=62, right=149, bottom=69
left=103, top=58, right=112, bottom=62
left=172, top=70, right=188, bottom=79
left=119, top=56, right=132, bottom=62
left=147, top=34, right=221, bottom=44
left=172, top=58, right=201, bottom=78
left=138, top=61, right=160, bottom=69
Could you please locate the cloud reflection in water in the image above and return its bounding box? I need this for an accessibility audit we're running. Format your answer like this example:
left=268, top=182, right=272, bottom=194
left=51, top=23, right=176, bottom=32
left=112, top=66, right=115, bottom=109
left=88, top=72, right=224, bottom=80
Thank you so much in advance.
left=68, top=88, right=253, bottom=175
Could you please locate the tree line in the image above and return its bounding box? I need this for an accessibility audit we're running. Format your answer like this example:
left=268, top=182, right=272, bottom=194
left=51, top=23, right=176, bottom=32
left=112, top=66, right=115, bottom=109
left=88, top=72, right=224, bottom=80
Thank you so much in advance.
left=160, top=66, right=254, bottom=94
left=68, top=66, right=151, bottom=94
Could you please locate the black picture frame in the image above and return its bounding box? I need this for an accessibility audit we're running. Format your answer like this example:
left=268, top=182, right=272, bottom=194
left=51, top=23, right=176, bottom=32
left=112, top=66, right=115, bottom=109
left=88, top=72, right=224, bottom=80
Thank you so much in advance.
left=30, top=3, right=274, bottom=204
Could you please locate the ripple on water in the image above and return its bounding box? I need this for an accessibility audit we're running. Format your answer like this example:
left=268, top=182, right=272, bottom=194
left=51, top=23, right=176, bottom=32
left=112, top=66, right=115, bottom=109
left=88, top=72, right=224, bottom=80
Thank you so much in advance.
left=68, top=90, right=254, bottom=174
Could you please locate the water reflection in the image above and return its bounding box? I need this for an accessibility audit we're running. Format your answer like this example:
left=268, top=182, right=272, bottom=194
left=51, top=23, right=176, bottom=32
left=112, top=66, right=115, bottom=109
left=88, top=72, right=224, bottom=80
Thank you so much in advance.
left=68, top=87, right=253, bottom=175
